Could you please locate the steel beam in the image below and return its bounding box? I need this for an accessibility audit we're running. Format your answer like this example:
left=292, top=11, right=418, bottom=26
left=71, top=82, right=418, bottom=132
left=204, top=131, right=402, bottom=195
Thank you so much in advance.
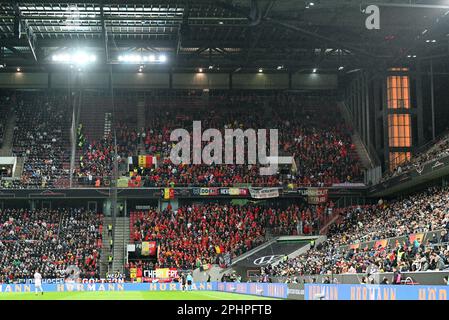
left=100, top=3, right=109, bottom=62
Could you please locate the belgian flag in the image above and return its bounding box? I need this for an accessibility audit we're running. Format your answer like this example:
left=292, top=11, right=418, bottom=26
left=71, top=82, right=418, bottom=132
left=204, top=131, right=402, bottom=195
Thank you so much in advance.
left=129, top=155, right=157, bottom=171
left=138, top=155, right=155, bottom=168
left=163, top=188, right=175, bottom=200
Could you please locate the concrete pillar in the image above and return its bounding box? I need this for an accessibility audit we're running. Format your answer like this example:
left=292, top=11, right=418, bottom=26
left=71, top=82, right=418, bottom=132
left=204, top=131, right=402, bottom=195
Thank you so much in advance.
left=381, top=76, right=389, bottom=169
left=373, top=78, right=382, bottom=152
left=415, top=61, right=425, bottom=146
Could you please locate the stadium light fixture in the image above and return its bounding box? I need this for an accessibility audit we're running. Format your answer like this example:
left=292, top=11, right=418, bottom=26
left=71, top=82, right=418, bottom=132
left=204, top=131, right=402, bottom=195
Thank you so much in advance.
left=52, top=52, right=96, bottom=65
left=305, top=2, right=314, bottom=8
left=159, top=54, right=167, bottom=62
left=117, top=53, right=167, bottom=64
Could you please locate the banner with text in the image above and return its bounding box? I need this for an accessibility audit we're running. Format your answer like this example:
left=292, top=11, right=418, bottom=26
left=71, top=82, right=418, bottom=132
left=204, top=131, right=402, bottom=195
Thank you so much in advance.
left=249, top=188, right=280, bottom=199
left=305, top=284, right=449, bottom=300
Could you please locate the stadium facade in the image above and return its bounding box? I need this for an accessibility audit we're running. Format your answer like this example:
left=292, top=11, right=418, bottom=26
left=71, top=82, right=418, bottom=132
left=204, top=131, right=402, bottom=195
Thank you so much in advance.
left=1, top=1, right=449, bottom=301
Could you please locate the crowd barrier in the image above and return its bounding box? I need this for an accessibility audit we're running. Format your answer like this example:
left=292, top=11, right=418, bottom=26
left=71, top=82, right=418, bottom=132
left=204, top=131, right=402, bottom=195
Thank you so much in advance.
left=270, top=270, right=449, bottom=286
left=0, top=281, right=288, bottom=299
left=216, top=282, right=288, bottom=299
left=305, top=284, right=449, bottom=300
left=5, top=281, right=448, bottom=300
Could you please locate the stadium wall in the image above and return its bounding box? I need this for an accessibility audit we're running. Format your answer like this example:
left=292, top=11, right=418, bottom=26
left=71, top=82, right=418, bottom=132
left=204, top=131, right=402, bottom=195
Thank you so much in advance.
left=304, top=284, right=449, bottom=300
left=3, top=281, right=448, bottom=300
left=0, top=282, right=288, bottom=299
left=0, top=72, right=337, bottom=90
left=270, top=271, right=449, bottom=286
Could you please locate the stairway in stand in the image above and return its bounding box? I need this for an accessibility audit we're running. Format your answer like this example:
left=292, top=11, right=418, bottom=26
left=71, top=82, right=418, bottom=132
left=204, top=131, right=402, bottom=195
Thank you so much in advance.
left=104, top=112, right=112, bottom=139
left=351, top=133, right=373, bottom=170
left=136, top=98, right=146, bottom=154
left=0, top=113, right=15, bottom=157
left=12, top=157, right=24, bottom=178
left=111, top=217, right=130, bottom=275
left=100, top=217, right=113, bottom=278
left=100, top=217, right=130, bottom=277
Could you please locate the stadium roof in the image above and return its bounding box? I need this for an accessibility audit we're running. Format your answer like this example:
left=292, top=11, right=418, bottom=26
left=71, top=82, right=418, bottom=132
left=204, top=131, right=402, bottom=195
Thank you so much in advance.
left=1, top=0, right=449, bottom=73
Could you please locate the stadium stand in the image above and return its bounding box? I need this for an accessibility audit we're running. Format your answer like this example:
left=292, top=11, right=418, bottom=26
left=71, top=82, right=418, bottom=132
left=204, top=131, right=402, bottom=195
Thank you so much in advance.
left=127, top=201, right=335, bottom=270
left=8, top=92, right=71, bottom=189
left=3, top=0, right=449, bottom=306
left=0, top=95, right=12, bottom=149
left=73, top=91, right=362, bottom=188
left=0, top=90, right=364, bottom=189
left=259, top=185, right=449, bottom=279
left=0, top=208, right=103, bottom=283
left=382, top=132, right=449, bottom=182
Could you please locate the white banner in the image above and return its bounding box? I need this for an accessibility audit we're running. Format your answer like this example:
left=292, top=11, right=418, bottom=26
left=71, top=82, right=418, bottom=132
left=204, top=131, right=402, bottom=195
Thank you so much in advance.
left=249, top=188, right=280, bottom=199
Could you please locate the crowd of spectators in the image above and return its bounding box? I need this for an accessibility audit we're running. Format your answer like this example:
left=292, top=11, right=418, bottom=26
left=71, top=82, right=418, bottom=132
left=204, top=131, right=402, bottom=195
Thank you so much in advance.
left=75, top=92, right=362, bottom=187
left=261, top=186, right=449, bottom=279
left=0, top=94, right=12, bottom=148
left=0, top=208, right=103, bottom=283
left=141, top=94, right=361, bottom=187
left=0, top=90, right=363, bottom=189
left=8, top=93, right=71, bottom=189
left=382, top=133, right=449, bottom=183
left=74, top=121, right=145, bottom=186
left=129, top=202, right=327, bottom=270
left=75, top=129, right=115, bottom=186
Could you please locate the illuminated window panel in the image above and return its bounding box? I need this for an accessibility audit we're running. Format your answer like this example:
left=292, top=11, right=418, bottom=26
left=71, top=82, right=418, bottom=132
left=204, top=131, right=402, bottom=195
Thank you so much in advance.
left=388, top=114, right=412, bottom=148
left=389, top=152, right=411, bottom=171
left=387, top=69, right=412, bottom=172
left=387, top=74, right=410, bottom=109
left=388, top=68, right=409, bottom=72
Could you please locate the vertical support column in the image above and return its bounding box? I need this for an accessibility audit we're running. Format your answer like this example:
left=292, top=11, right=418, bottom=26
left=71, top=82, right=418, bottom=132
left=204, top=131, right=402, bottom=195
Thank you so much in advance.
left=373, top=78, right=382, bottom=152
left=360, top=72, right=367, bottom=143
left=415, top=61, right=425, bottom=146
left=358, top=75, right=363, bottom=134
left=430, top=59, right=436, bottom=140
left=352, top=81, right=356, bottom=120
left=109, top=64, right=118, bottom=245
left=355, top=78, right=360, bottom=132
left=69, top=68, right=76, bottom=188
left=364, top=72, right=371, bottom=147
left=108, top=70, right=112, bottom=92
left=381, top=76, right=389, bottom=168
